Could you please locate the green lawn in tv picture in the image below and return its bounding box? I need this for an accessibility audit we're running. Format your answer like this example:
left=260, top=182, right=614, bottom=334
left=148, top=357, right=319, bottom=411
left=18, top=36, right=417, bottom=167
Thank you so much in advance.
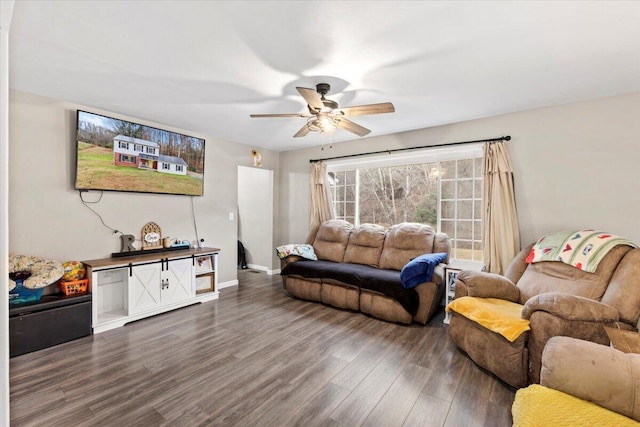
left=76, top=142, right=203, bottom=195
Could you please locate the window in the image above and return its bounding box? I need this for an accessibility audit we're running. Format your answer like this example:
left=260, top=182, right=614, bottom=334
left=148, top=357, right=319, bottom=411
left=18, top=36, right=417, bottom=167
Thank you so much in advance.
left=162, top=163, right=170, bottom=170
left=176, top=165, right=183, bottom=172
left=134, top=144, right=143, bottom=151
left=146, top=147, right=156, bottom=155
left=118, top=141, right=128, bottom=149
left=327, top=145, right=483, bottom=262
left=119, top=154, right=135, bottom=163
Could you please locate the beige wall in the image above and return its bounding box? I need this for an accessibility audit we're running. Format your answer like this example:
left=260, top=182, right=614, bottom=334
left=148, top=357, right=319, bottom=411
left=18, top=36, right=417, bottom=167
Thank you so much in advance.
left=277, top=92, right=640, bottom=251
left=9, top=89, right=279, bottom=285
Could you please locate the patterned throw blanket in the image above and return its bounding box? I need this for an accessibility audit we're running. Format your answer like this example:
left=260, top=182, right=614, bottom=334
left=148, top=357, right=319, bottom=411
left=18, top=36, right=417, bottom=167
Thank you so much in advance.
left=526, top=230, right=637, bottom=273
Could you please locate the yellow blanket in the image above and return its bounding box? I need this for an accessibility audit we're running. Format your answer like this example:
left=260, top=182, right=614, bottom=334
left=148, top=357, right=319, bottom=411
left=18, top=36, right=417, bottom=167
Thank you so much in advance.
left=512, top=385, right=640, bottom=427
left=446, top=297, right=530, bottom=342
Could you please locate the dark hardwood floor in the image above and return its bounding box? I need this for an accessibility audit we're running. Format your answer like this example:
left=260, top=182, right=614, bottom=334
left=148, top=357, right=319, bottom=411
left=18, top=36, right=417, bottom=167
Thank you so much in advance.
left=10, top=270, right=515, bottom=426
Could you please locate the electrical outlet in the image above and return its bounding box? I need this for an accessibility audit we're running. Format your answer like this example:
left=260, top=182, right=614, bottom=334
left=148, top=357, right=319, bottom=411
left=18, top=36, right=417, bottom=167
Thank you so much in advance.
left=229, top=212, right=234, bottom=221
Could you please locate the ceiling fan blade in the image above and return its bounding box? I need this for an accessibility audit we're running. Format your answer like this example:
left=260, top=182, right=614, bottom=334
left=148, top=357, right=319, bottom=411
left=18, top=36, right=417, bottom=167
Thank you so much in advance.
left=337, top=118, right=371, bottom=137
left=296, top=87, right=324, bottom=110
left=337, top=102, right=395, bottom=117
left=293, top=124, right=310, bottom=138
left=250, top=113, right=310, bottom=118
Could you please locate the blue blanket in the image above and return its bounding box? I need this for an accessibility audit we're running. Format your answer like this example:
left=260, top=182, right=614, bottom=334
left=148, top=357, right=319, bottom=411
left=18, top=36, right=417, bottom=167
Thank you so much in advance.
left=400, top=253, right=448, bottom=289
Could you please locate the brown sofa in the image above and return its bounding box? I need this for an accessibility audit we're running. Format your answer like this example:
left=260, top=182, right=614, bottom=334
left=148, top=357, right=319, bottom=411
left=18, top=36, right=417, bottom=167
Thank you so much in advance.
left=449, top=241, right=640, bottom=388
left=280, top=219, right=451, bottom=324
left=512, top=336, right=640, bottom=425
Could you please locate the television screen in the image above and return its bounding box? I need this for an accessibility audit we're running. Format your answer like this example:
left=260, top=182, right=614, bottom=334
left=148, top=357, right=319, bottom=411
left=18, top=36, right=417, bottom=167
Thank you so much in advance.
left=75, top=110, right=205, bottom=196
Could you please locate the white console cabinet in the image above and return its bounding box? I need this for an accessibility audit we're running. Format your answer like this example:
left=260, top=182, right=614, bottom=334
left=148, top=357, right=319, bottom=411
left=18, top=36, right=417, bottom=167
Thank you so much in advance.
left=83, top=247, right=220, bottom=333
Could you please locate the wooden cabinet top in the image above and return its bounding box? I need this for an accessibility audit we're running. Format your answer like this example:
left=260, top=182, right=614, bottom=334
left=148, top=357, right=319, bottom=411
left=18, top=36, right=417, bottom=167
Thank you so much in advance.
left=83, top=247, right=220, bottom=269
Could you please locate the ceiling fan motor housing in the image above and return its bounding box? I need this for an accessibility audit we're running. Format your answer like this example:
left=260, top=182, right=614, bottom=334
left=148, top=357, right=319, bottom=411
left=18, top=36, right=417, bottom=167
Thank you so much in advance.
left=312, top=83, right=338, bottom=111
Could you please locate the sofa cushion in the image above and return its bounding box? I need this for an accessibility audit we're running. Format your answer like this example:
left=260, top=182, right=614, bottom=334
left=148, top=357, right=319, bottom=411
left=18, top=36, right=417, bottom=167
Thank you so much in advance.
left=281, top=260, right=418, bottom=315
left=343, top=223, right=386, bottom=267
left=379, top=223, right=436, bottom=271
left=312, top=219, right=353, bottom=263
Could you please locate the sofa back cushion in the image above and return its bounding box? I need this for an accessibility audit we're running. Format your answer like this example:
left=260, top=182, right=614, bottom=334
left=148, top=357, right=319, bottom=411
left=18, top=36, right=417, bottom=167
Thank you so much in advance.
left=601, top=249, right=640, bottom=326
left=516, top=245, right=632, bottom=304
left=379, top=223, right=437, bottom=271
left=312, top=219, right=353, bottom=263
left=343, top=223, right=387, bottom=267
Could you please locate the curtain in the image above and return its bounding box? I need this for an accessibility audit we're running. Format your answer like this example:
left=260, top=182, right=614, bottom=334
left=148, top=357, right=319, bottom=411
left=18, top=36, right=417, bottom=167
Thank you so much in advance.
left=482, top=141, right=520, bottom=275
left=309, top=161, right=334, bottom=230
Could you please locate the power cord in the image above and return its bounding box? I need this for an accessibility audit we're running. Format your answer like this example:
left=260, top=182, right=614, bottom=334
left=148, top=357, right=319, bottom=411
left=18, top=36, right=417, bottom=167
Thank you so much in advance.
left=79, top=191, right=123, bottom=235
left=190, top=195, right=201, bottom=247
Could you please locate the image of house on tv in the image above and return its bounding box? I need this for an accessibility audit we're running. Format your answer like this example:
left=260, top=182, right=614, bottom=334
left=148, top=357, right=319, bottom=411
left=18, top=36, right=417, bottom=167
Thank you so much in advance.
left=112, top=135, right=187, bottom=175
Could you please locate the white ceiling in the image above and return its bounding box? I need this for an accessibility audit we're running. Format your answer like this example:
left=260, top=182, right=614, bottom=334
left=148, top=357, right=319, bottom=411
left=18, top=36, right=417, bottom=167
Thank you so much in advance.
left=8, top=1, right=640, bottom=152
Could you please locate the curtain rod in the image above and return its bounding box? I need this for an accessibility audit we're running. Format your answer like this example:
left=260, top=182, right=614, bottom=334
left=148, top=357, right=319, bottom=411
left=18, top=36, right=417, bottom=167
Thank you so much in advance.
left=308, top=135, right=511, bottom=163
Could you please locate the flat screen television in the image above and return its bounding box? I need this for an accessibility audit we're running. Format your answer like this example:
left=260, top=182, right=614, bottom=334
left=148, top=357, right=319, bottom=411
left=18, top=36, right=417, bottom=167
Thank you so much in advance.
left=75, top=110, right=205, bottom=196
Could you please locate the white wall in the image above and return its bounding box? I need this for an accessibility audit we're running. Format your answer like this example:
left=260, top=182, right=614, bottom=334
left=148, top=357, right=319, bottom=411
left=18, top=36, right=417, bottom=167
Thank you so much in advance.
left=237, top=165, right=274, bottom=271
left=277, top=93, right=640, bottom=252
left=1, top=1, right=15, bottom=424
left=9, top=89, right=279, bottom=287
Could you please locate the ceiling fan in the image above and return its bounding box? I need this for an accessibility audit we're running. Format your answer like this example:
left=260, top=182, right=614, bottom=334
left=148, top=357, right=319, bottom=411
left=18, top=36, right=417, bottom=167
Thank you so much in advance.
left=250, top=83, right=395, bottom=138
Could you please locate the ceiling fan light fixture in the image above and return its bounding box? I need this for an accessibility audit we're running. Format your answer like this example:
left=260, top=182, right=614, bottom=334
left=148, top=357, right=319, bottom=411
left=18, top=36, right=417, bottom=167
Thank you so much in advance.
left=307, top=114, right=339, bottom=133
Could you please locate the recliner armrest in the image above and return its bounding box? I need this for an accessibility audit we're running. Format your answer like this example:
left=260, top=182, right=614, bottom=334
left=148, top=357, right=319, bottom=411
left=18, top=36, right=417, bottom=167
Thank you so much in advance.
left=523, top=292, right=620, bottom=322
left=455, top=270, right=520, bottom=302
left=541, top=336, right=640, bottom=422
left=279, top=255, right=305, bottom=271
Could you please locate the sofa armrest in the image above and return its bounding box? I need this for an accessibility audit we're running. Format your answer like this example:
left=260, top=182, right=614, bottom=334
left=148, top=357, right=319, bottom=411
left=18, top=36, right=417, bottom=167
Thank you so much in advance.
left=279, top=255, right=305, bottom=271
left=454, top=270, right=520, bottom=302
left=541, top=336, right=640, bottom=422
left=522, top=292, right=620, bottom=323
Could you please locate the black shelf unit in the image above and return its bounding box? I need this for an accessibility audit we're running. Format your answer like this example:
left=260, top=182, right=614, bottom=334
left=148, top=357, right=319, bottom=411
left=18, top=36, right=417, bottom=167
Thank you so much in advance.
left=9, top=293, right=92, bottom=357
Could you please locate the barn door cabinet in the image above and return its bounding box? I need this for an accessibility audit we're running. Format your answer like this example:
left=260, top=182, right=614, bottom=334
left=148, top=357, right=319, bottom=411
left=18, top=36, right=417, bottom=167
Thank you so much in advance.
left=83, top=247, right=220, bottom=334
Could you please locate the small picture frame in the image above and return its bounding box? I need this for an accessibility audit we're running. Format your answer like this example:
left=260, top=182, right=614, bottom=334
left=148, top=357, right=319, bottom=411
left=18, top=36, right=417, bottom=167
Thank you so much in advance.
left=195, top=256, right=213, bottom=273
left=196, top=272, right=215, bottom=294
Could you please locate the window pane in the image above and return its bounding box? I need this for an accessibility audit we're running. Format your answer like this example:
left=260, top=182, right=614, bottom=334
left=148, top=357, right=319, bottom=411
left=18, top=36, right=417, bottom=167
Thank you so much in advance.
left=441, top=220, right=455, bottom=237
left=345, top=202, right=355, bottom=217
left=344, top=170, right=356, bottom=185
left=474, top=158, right=483, bottom=178
left=441, top=181, right=455, bottom=199
left=474, top=220, right=482, bottom=240
left=456, top=221, right=472, bottom=240
left=457, top=159, right=473, bottom=178
left=456, top=200, right=472, bottom=219
left=441, top=161, right=456, bottom=179
left=457, top=180, right=473, bottom=199
left=474, top=179, right=482, bottom=198
left=458, top=240, right=472, bottom=249
left=473, top=200, right=482, bottom=220
left=441, top=201, right=455, bottom=219
left=345, top=185, right=355, bottom=200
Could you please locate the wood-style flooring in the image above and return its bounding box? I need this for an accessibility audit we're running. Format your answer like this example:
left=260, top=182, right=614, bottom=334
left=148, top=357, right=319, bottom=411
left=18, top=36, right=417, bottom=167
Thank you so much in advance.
left=10, top=270, right=515, bottom=426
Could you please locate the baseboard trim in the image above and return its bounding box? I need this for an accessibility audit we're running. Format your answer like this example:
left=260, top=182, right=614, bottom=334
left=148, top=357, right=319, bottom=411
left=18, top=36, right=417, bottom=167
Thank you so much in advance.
left=247, top=264, right=280, bottom=275
left=218, top=279, right=239, bottom=289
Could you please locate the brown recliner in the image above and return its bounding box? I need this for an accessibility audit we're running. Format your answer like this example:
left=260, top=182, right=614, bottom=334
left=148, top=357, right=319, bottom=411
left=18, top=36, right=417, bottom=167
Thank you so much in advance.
left=448, top=241, right=640, bottom=388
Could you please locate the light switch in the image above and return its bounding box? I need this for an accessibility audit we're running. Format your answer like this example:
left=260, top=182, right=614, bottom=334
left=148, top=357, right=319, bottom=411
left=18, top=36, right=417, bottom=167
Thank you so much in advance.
left=229, top=212, right=234, bottom=221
